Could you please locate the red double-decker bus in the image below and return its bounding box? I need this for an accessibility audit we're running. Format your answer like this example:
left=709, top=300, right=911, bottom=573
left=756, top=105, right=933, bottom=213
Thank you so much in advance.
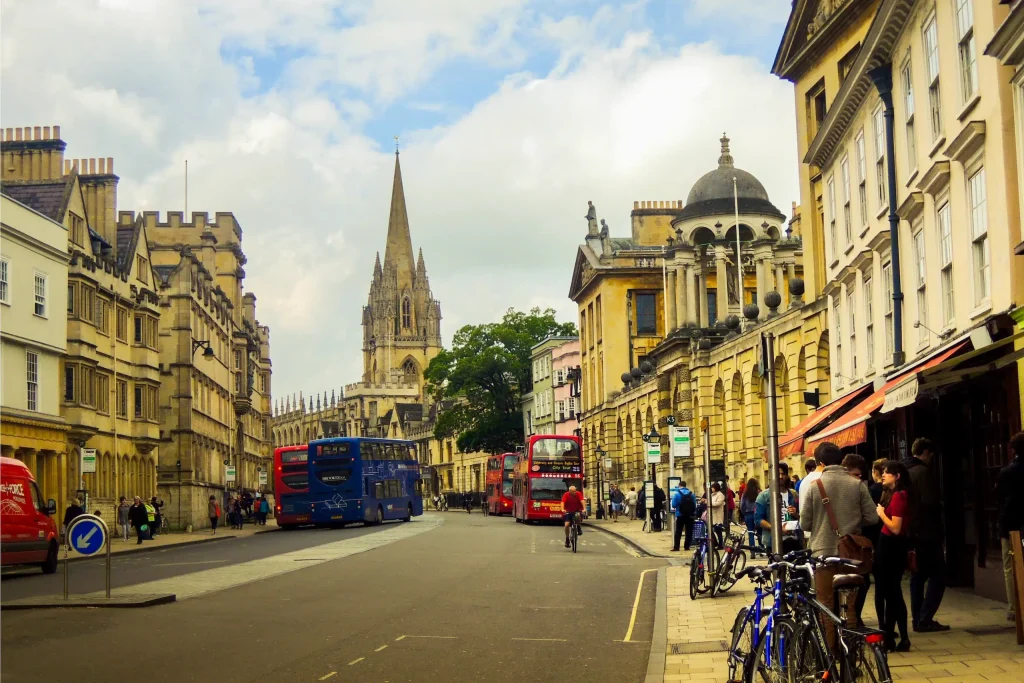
left=273, top=444, right=310, bottom=529
left=512, top=435, right=583, bottom=523
left=484, top=453, right=517, bottom=515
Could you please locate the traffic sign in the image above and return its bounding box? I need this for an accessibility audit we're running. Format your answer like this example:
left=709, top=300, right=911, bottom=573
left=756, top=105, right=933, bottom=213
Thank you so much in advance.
left=226, top=465, right=236, bottom=482
left=67, top=514, right=106, bottom=556
left=258, top=470, right=268, bottom=486
left=81, top=448, right=97, bottom=473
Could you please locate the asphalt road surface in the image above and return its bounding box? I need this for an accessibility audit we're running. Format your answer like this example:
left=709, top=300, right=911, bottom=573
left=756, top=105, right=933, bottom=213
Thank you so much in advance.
left=1, top=512, right=664, bottom=683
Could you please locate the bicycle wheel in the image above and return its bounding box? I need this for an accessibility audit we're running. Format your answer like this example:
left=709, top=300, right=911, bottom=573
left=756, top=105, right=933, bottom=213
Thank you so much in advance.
left=697, top=549, right=720, bottom=594
left=846, top=636, right=892, bottom=683
left=751, top=617, right=797, bottom=683
left=727, top=606, right=755, bottom=682
left=717, top=549, right=748, bottom=595
left=788, top=618, right=830, bottom=683
left=689, top=548, right=703, bottom=600
left=711, top=551, right=734, bottom=597
left=571, top=523, right=578, bottom=553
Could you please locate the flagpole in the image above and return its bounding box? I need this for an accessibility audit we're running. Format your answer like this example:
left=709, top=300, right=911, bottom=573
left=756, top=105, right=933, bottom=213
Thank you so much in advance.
left=662, top=248, right=669, bottom=335
left=734, top=177, right=742, bottom=309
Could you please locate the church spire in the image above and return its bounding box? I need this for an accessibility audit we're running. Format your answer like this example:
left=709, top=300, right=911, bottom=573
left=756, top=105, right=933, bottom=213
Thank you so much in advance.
left=382, top=151, right=416, bottom=288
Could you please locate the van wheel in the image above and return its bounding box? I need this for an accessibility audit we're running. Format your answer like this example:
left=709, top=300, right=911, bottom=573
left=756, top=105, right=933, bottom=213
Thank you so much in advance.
left=41, top=541, right=58, bottom=574
left=403, top=504, right=412, bottom=522
left=375, top=506, right=384, bottom=525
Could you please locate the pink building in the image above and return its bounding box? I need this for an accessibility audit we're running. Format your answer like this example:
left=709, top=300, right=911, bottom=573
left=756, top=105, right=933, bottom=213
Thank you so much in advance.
left=551, top=339, right=580, bottom=434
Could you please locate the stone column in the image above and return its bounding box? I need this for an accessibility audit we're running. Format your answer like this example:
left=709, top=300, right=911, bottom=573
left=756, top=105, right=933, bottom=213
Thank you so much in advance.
left=715, top=245, right=729, bottom=321
left=755, top=257, right=766, bottom=319
left=776, top=263, right=786, bottom=305
left=675, top=266, right=686, bottom=328
left=686, top=265, right=698, bottom=325
left=787, top=262, right=796, bottom=284
left=666, top=268, right=677, bottom=331
left=21, top=448, right=38, bottom=480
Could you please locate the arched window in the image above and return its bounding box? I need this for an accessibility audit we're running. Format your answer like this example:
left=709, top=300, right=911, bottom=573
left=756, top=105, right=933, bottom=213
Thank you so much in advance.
left=402, top=359, right=417, bottom=379
left=401, top=297, right=411, bottom=329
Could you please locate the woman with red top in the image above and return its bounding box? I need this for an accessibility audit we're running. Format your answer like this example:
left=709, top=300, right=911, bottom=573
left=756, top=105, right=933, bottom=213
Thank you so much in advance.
left=874, top=460, right=912, bottom=652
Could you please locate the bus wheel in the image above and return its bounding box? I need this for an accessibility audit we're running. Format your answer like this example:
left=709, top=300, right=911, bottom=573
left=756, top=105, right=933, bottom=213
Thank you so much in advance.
left=280, top=524, right=297, bottom=531
left=403, top=504, right=412, bottom=522
left=375, top=506, right=384, bottom=525
left=40, top=541, right=58, bottom=574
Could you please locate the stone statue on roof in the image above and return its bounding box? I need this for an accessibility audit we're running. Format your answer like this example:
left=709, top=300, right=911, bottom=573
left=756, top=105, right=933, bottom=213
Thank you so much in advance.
left=600, top=219, right=609, bottom=238
left=587, top=201, right=599, bottom=236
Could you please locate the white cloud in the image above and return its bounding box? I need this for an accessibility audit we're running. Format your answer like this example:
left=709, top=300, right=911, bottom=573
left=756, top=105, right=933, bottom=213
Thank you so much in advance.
left=1, top=0, right=797, bottom=401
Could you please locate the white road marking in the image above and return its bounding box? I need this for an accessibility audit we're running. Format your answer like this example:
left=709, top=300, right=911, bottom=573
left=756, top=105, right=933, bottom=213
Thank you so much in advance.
left=374, top=645, right=388, bottom=652
left=394, top=635, right=407, bottom=642
left=347, top=658, right=364, bottom=666
left=403, top=635, right=458, bottom=639
left=623, top=569, right=657, bottom=642
left=77, top=517, right=443, bottom=601
left=614, top=540, right=642, bottom=558
left=151, top=560, right=229, bottom=568
left=319, top=673, right=337, bottom=680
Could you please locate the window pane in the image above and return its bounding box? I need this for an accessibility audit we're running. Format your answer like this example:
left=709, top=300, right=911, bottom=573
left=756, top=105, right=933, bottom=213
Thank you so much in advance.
left=635, top=293, right=657, bottom=334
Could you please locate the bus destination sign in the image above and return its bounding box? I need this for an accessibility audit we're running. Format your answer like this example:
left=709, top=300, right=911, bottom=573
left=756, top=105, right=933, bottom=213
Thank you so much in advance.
left=531, top=461, right=582, bottom=475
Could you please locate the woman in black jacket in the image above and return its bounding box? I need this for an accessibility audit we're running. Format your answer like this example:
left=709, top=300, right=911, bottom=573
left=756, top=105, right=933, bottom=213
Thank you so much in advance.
left=128, top=496, right=149, bottom=545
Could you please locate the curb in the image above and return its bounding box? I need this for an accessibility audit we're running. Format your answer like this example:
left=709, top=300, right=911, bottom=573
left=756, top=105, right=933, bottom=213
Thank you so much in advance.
left=63, top=527, right=276, bottom=564
left=1, top=592, right=177, bottom=610
left=581, top=521, right=671, bottom=558
left=644, top=567, right=668, bottom=683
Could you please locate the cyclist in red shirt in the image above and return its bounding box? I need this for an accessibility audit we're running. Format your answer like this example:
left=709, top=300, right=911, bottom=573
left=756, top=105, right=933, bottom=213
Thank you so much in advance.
left=561, top=485, right=585, bottom=548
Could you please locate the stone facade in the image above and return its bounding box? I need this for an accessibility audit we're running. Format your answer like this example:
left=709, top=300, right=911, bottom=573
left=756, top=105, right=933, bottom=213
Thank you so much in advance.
left=526, top=336, right=579, bottom=436
left=569, top=137, right=828, bottom=504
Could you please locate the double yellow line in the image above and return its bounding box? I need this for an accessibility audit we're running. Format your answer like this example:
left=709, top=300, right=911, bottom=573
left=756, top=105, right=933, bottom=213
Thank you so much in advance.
left=623, top=568, right=658, bottom=642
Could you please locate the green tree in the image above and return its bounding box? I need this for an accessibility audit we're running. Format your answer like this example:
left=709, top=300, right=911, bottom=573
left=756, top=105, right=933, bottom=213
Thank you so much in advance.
left=425, top=307, right=577, bottom=454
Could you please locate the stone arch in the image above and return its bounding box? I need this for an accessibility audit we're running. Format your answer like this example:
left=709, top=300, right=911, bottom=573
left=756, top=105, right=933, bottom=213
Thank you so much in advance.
left=713, top=379, right=726, bottom=455
left=633, top=409, right=643, bottom=478
left=690, top=226, right=715, bottom=246
left=749, top=365, right=764, bottom=448
left=792, top=347, right=808, bottom=426
left=728, top=373, right=745, bottom=462
left=304, top=427, right=310, bottom=443
left=401, top=293, right=412, bottom=330
left=399, top=355, right=420, bottom=382
left=766, top=225, right=781, bottom=241
left=104, top=451, right=114, bottom=498
left=815, top=331, right=831, bottom=405
left=724, top=224, right=756, bottom=242
left=775, top=354, right=791, bottom=433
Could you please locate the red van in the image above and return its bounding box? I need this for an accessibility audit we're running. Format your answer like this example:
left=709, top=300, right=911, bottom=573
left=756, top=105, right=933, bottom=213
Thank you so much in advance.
left=1, top=456, right=59, bottom=573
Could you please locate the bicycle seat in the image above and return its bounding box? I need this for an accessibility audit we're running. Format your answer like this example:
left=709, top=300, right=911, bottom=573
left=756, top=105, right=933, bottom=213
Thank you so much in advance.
left=832, top=574, right=865, bottom=590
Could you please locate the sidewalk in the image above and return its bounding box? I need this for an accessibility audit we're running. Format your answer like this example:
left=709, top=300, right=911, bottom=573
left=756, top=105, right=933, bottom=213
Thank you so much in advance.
left=585, top=518, right=1024, bottom=682
left=65, top=521, right=275, bottom=561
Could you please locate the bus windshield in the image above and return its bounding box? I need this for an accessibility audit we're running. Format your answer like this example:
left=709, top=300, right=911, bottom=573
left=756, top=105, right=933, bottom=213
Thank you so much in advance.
left=281, top=451, right=308, bottom=464
left=530, top=438, right=580, bottom=461
left=530, top=477, right=580, bottom=501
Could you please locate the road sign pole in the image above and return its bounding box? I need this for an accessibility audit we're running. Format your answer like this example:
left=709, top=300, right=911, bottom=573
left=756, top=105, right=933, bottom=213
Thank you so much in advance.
left=63, top=542, right=69, bottom=600
left=701, top=417, right=715, bottom=574
left=106, top=527, right=112, bottom=598
left=763, top=332, right=783, bottom=557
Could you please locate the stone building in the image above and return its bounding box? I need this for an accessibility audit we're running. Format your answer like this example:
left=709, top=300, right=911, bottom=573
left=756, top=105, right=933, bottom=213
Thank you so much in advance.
left=522, top=336, right=580, bottom=437
left=569, top=136, right=830, bottom=504
left=774, top=0, right=1024, bottom=600
left=0, top=176, right=71, bottom=511
left=115, top=209, right=276, bottom=529
left=1, top=125, right=160, bottom=514
left=272, top=152, right=490, bottom=499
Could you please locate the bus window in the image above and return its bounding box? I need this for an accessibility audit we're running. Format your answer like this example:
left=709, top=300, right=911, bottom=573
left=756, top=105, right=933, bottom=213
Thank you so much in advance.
left=385, top=444, right=396, bottom=460
left=415, top=479, right=423, bottom=495
left=364, top=477, right=370, bottom=496
left=408, top=445, right=416, bottom=461
left=374, top=481, right=385, bottom=499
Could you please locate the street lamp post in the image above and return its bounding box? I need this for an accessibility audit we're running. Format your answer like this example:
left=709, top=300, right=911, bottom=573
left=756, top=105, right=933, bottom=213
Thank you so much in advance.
left=595, top=445, right=606, bottom=519
left=647, top=426, right=660, bottom=531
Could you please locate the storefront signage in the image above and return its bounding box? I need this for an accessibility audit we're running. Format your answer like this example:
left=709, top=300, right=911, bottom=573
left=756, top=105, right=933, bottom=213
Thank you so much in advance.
left=881, top=375, right=919, bottom=414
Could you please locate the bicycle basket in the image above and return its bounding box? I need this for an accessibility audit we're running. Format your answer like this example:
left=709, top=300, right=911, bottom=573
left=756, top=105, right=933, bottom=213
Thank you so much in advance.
left=691, top=520, right=708, bottom=540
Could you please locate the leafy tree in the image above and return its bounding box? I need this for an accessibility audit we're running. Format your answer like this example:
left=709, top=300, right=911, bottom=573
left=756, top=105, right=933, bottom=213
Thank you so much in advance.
left=426, top=307, right=577, bottom=454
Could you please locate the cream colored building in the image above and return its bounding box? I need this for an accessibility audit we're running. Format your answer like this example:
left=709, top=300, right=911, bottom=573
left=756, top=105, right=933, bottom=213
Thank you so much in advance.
left=0, top=188, right=70, bottom=509
left=775, top=0, right=1024, bottom=601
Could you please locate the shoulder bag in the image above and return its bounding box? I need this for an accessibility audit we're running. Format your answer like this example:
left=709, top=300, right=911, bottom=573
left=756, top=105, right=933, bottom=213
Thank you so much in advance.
left=816, top=479, right=874, bottom=575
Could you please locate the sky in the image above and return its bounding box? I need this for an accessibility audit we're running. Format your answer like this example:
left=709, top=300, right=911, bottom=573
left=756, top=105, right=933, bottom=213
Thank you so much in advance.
left=0, top=0, right=798, bottom=406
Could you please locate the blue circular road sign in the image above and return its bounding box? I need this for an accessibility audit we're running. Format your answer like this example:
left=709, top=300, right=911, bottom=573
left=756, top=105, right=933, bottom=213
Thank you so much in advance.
left=67, top=514, right=107, bottom=556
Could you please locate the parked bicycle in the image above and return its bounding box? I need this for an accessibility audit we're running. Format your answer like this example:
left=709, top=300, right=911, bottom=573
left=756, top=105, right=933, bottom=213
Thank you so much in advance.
left=688, top=520, right=722, bottom=600
left=711, top=530, right=753, bottom=597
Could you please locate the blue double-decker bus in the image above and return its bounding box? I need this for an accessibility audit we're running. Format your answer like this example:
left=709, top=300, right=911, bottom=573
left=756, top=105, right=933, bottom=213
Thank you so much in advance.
left=307, top=437, right=424, bottom=526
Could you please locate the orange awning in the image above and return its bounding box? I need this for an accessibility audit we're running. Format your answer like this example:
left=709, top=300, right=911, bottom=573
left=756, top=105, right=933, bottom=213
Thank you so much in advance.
left=777, top=385, right=873, bottom=459
left=806, top=341, right=969, bottom=449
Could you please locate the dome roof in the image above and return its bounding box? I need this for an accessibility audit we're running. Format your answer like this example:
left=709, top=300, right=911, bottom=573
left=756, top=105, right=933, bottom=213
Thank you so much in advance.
left=679, top=134, right=784, bottom=221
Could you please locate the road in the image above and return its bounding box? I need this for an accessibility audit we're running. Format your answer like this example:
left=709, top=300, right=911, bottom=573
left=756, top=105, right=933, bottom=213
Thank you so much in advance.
left=1, top=512, right=664, bottom=683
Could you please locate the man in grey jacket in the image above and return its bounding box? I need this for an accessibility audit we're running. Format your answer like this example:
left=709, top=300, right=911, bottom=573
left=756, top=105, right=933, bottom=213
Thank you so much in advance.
left=800, top=441, right=878, bottom=646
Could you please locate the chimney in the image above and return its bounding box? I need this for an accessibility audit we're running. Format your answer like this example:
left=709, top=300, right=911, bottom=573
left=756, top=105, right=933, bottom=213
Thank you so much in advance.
left=78, top=156, right=121, bottom=249
left=0, top=124, right=66, bottom=182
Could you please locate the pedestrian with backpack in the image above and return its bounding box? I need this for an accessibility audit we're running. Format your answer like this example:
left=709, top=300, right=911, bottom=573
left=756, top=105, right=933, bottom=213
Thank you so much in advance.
left=671, top=481, right=697, bottom=551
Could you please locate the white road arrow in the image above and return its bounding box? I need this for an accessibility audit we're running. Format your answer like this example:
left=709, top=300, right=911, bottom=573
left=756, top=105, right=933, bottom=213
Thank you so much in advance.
left=75, top=526, right=98, bottom=550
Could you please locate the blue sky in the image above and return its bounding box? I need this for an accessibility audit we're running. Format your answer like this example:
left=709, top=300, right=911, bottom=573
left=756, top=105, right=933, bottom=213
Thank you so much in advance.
left=2, top=0, right=798, bottom=401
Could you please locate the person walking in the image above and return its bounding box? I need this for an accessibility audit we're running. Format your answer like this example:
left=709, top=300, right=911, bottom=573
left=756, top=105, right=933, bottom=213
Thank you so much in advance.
left=800, top=443, right=879, bottom=651
left=998, top=432, right=1024, bottom=622
left=143, top=498, right=157, bottom=539
left=128, top=496, right=149, bottom=545
left=843, top=453, right=877, bottom=627
left=739, top=478, right=761, bottom=552
left=625, top=486, right=638, bottom=520
left=670, top=481, right=696, bottom=551
left=702, top=483, right=727, bottom=546
left=906, top=438, right=950, bottom=632
left=150, top=497, right=163, bottom=536
left=875, top=460, right=913, bottom=652
left=259, top=495, right=271, bottom=525
left=652, top=484, right=667, bottom=532
left=208, top=495, right=220, bottom=534
left=117, top=496, right=131, bottom=542
left=609, top=484, right=625, bottom=522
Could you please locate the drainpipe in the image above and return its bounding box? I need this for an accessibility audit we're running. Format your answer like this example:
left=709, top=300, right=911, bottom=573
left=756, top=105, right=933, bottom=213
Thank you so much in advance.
left=868, top=63, right=906, bottom=368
